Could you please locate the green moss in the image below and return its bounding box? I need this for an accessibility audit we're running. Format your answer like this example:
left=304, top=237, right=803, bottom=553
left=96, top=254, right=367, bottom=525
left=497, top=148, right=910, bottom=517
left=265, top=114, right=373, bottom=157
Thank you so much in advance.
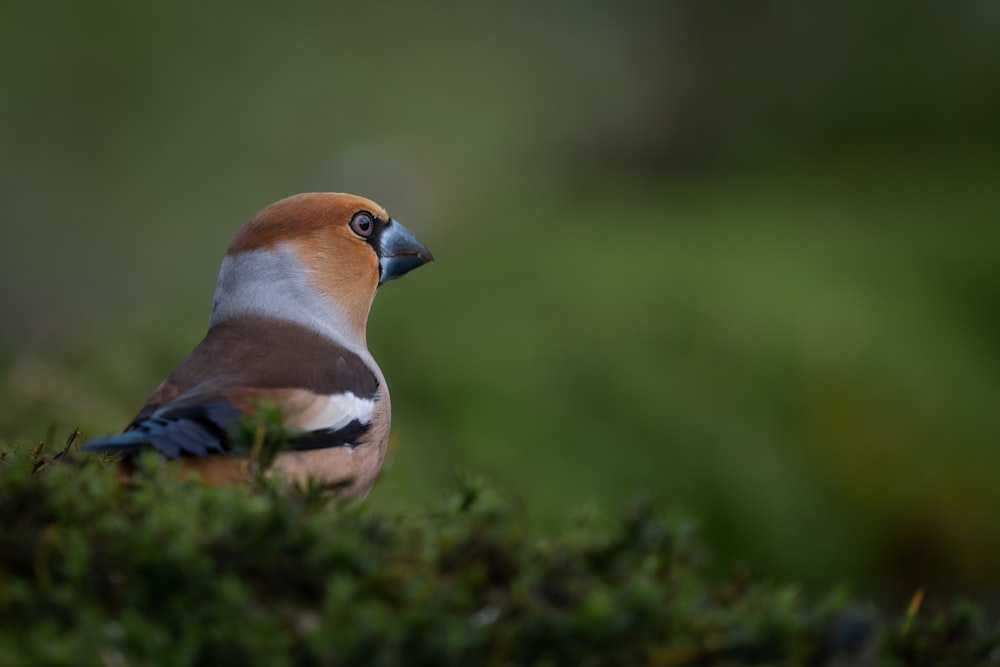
left=0, top=441, right=996, bottom=666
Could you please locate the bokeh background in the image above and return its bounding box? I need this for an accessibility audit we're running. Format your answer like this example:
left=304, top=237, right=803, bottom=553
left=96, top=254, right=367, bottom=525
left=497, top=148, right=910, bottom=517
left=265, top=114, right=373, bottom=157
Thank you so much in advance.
left=2, top=1, right=999, bottom=603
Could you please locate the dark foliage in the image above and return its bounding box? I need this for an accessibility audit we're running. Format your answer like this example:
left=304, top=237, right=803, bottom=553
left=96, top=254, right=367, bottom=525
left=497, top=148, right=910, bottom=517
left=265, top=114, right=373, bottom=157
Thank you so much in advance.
left=0, top=442, right=996, bottom=666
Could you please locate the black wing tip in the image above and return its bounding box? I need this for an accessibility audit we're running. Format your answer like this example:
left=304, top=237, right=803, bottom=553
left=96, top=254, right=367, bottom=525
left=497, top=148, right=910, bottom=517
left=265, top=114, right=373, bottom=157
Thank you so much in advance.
left=81, top=432, right=160, bottom=456
left=82, top=401, right=240, bottom=460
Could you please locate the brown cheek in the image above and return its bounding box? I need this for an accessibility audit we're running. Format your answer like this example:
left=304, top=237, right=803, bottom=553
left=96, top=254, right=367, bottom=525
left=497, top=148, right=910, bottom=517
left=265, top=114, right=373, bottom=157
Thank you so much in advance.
left=290, top=234, right=379, bottom=335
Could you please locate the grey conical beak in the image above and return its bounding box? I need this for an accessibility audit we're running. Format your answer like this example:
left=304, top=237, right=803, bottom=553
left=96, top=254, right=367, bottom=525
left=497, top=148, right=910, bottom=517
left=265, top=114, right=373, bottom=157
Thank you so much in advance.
left=378, top=219, right=434, bottom=284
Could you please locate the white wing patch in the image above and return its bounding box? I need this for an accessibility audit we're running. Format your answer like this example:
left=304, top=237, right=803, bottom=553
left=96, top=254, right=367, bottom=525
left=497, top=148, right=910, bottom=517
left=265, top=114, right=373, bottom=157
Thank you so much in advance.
left=295, top=392, right=376, bottom=432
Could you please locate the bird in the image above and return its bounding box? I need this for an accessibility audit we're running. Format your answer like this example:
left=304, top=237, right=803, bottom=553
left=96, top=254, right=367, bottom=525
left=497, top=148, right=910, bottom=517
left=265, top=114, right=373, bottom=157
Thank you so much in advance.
left=83, top=192, right=433, bottom=498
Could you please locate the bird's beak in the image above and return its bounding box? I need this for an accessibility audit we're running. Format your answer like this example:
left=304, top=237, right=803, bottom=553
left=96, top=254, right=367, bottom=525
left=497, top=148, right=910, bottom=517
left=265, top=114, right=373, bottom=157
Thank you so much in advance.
left=378, top=219, right=434, bottom=284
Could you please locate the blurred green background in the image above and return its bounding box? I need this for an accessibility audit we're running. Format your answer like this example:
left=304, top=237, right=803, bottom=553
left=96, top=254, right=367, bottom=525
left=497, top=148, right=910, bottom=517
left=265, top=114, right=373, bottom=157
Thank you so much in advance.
left=2, top=1, right=999, bottom=602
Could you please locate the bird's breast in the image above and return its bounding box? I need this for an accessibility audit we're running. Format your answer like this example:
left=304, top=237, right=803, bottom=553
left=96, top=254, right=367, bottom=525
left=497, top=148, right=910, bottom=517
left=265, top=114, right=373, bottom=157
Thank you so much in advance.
left=275, top=383, right=391, bottom=497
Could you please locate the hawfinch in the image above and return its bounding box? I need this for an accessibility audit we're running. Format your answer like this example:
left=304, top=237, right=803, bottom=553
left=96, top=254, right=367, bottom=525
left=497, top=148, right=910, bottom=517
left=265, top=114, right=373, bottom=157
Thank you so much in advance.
left=83, top=193, right=433, bottom=498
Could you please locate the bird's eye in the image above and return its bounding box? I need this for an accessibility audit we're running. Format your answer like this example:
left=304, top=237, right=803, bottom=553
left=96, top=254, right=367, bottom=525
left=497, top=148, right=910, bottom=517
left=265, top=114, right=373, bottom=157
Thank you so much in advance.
left=349, top=211, right=375, bottom=238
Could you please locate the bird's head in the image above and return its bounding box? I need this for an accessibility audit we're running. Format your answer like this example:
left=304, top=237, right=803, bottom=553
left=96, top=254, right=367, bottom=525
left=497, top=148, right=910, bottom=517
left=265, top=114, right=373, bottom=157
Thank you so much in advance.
left=214, top=193, right=433, bottom=342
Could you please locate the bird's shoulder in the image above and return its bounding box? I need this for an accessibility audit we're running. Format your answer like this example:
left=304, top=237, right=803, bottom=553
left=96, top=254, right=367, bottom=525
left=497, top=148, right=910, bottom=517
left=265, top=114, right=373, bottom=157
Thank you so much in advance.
left=144, top=315, right=379, bottom=411
left=84, top=316, right=386, bottom=460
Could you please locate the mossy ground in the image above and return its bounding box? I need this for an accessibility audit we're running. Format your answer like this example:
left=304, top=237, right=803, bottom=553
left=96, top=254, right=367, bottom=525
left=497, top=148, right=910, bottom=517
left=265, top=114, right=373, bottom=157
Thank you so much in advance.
left=1, top=436, right=996, bottom=666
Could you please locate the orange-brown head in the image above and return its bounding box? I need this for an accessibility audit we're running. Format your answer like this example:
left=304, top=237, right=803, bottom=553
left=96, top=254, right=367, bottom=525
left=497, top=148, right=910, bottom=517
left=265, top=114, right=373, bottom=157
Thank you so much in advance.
left=211, top=193, right=433, bottom=345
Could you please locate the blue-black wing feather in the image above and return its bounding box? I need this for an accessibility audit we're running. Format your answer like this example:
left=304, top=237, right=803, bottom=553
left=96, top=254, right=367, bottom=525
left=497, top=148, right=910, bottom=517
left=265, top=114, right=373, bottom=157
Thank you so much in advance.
left=82, top=401, right=242, bottom=459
